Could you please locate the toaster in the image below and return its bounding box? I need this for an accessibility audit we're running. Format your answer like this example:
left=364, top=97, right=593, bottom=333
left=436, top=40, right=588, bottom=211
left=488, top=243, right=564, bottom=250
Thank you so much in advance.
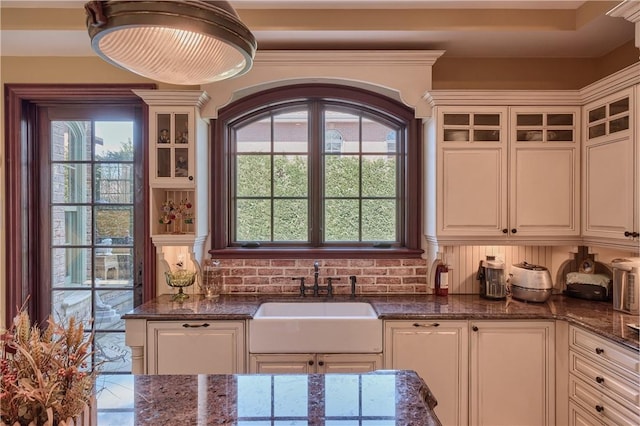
left=509, top=262, right=553, bottom=303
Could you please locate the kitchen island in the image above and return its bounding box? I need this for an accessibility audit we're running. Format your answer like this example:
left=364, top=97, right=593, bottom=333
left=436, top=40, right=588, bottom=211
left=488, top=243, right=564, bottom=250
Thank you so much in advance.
left=118, top=370, right=440, bottom=425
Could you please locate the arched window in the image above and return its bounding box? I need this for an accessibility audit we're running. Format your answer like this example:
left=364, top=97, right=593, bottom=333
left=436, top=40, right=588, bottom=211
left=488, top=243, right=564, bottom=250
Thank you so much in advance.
left=211, top=84, right=422, bottom=258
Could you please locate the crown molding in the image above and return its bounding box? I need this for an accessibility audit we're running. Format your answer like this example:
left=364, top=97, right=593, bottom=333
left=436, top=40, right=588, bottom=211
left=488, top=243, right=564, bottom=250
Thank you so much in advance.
left=132, top=90, right=210, bottom=108
left=579, top=62, right=640, bottom=104
left=254, top=50, right=446, bottom=67
left=424, top=90, right=582, bottom=107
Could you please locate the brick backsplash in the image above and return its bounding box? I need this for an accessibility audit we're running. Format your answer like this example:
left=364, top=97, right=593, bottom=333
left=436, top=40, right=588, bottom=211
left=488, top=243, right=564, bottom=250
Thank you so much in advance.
left=217, top=258, right=429, bottom=295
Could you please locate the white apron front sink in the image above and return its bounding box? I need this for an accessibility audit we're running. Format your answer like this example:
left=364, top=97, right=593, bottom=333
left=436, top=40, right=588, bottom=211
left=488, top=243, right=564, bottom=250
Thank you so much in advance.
left=249, top=302, right=382, bottom=353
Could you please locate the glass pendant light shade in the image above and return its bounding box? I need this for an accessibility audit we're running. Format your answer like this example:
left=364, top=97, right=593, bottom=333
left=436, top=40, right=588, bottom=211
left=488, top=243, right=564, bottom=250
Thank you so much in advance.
left=85, top=1, right=257, bottom=85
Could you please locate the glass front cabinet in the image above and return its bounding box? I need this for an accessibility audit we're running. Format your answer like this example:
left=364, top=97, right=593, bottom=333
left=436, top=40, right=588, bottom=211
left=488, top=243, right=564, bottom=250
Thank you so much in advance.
left=134, top=90, right=211, bottom=298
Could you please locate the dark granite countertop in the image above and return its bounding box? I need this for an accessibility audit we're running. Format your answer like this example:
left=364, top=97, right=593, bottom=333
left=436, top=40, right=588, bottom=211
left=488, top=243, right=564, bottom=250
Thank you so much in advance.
left=129, top=370, right=440, bottom=425
left=123, top=294, right=640, bottom=351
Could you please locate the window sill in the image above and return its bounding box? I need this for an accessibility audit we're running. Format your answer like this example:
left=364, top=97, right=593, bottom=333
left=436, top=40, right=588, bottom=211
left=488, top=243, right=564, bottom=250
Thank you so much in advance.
left=208, top=247, right=424, bottom=260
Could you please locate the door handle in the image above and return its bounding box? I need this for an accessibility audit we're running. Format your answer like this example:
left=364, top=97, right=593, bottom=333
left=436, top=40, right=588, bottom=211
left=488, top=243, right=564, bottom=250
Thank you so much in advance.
left=182, top=323, right=210, bottom=328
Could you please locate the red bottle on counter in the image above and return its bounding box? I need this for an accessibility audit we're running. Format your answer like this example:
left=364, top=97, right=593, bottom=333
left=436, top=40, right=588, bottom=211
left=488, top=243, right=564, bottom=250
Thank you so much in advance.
left=435, top=262, right=449, bottom=297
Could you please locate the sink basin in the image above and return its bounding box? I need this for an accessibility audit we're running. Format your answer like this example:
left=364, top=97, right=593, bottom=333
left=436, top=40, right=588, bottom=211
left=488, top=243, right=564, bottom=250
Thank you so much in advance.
left=249, top=302, right=382, bottom=353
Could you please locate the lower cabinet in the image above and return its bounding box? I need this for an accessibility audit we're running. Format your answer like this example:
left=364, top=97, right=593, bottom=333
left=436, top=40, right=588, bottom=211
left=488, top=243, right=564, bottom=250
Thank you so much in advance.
left=384, top=320, right=469, bottom=426
left=249, top=353, right=382, bottom=374
left=385, top=320, right=554, bottom=426
left=568, top=325, right=640, bottom=425
left=145, top=320, right=246, bottom=374
left=469, top=320, right=555, bottom=426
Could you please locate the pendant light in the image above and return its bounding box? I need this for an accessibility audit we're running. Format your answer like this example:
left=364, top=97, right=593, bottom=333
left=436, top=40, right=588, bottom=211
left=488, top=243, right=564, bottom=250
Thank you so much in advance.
left=84, top=1, right=257, bottom=85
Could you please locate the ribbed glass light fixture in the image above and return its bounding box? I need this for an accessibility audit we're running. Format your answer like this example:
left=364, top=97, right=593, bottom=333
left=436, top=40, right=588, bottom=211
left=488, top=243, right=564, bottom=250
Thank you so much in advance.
left=85, top=1, right=257, bottom=85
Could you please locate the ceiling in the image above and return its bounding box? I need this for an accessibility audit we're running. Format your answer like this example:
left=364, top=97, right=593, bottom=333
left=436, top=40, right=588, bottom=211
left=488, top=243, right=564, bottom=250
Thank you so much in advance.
left=0, top=0, right=636, bottom=59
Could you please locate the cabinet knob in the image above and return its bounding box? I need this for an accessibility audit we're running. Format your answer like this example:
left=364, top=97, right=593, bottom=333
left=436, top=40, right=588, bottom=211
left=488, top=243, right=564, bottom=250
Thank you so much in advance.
left=318, top=361, right=324, bottom=366
left=472, top=325, right=479, bottom=332
left=511, top=228, right=517, bottom=234
left=182, top=323, right=209, bottom=328
left=502, top=229, right=508, bottom=234
left=595, top=405, right=604, bottom=413
left=595, top=376, right=605, bottom=384
left=188, top=175, right=194, bottom=181
left=595, top=347, right=604, bottom=355
left=413, top=322, right=440, bottom=328
left=308, top=360, right=314, bottom=366
left=624, top=231, right=632, bottom=237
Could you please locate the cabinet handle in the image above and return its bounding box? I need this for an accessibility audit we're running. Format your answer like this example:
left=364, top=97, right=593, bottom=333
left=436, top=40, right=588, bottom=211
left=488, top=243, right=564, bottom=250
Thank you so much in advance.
left=595, top=405, right=604, bottom=413
left=625, top=231, right=632, bottom=237
left=634, top=232, right=640, bottom=238
left=595, top=347, right=604, bottom=355
left=188, top=175, right=194, bottom=181
left=182, top=323, right=210, bottom=328
left=472, top=326, right=479, bottom=332
left=502, top=228, right=508, bottom=234
left=595, top=376, right=605, bottom=384
left=413, top=322, right=440, bottom=328
left=308, top=360, right=314, bottom=366
left=511, top=228, right=517, bottom=234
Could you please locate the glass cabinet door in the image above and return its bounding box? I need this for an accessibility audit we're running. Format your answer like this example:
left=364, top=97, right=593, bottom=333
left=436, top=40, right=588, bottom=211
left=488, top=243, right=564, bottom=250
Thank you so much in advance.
left=154, top=111, right=193, bottom=181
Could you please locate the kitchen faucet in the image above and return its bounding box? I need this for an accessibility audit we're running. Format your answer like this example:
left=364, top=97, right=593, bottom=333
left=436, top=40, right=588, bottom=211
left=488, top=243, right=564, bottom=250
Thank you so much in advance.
left=293, top=261, right=340, bottom=297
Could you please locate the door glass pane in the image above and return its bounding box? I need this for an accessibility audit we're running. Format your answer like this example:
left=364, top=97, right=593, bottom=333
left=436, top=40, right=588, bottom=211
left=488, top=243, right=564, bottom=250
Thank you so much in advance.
left=547, top=114, right=573, bottom=126
left=156, top=148, right=171, bottom=177
left=174, top=113, right=189, bottom=144
left=95, top=122, right=134, bottom=161
left=51, top=248, right=92, bottom=288
left=51, top=121, right=91, bottom=161
left=52, top=206, right=92, bottom=245
left=609, top=116, right=629, bottom=134
left=174, top=147, right=189, bottom=177
left=609, top=98, right=629, bottom=116
left=588, top=123, right=606, bottom=139
left=548, top=130, right=573, bottom=141
left=473, top=114, right=500, bottom=126
left=443, top=129, right=469, bottom=141
left=588, top=106, right=606, bottom=123
left=52, top=163, right=92, bottom=203
left=474, top=130, right=500, bottom=141
left=95, top=164, right=133, bottom=203
left=443, top=113, right=469, bottom=125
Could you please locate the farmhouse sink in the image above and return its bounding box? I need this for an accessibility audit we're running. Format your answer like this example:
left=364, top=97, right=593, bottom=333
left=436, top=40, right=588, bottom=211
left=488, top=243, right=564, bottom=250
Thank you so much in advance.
left=249, top=302, right=382, bottom=353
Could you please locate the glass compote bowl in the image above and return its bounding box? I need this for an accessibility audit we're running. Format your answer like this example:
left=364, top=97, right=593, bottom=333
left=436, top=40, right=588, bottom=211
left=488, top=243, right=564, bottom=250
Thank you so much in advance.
left=165, top=269, right=196, bottom=301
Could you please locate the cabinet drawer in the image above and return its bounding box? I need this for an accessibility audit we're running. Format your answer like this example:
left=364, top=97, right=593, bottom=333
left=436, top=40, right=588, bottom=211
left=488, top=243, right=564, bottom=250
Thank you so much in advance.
left=569, top=399, right=605, bottom=426
left=569, top=375, right=640, bottom=425
left=570, top=350, right=640, bottom=407
left=569, top=325, right=640, bottom=377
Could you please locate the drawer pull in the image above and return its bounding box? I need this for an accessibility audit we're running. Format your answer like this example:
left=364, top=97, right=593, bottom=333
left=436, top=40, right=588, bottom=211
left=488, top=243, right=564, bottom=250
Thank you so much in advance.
left=182, top=323, right=210, bottom=328
left=308, top=360, right=314, bottom=366
left=595, top=405, right=604, bottom=413
left=413, top=322, right=440, bottom=328
left=595, top=347, right=604, bottom=355
left=595, top=376, right=605, bottom=384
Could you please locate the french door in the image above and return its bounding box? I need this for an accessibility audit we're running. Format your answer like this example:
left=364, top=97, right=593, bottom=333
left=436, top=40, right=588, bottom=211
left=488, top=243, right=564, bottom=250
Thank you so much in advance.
left=41, top=106, right=144, bottom=374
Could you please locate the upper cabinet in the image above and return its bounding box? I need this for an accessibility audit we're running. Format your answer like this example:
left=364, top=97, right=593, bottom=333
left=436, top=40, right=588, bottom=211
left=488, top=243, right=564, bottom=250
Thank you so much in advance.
left=427, top=99, right=580, bottom=245
left=134, top=90, right=210, bottom=246
left=582, top=87, right=638, bottom=249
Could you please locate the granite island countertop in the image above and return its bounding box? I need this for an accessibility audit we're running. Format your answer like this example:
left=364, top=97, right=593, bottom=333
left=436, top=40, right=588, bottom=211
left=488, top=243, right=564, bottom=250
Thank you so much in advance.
left=123, top=294, right=640, bottom=351
left=125, top=370, right=440, bottom=425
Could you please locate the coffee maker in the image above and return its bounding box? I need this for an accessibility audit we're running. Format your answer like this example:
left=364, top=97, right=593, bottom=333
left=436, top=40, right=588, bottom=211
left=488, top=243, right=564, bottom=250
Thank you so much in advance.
left=477, top=255, right=507, bottom=299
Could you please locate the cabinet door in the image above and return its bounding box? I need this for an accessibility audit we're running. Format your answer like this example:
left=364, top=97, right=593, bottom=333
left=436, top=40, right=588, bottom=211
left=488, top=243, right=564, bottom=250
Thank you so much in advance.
left=510, top=108, right=580, bottom=237
left=469, top=321, right=554, bottom=426
left=582, top=88, right=637, bottom=243
left=250, top=354, right=315, bottom=374
left=147, top=321, right=245, bottom=374
left=385, top=320, right=469, bottom=426
left=437, top=107, right=508, bottom=238
left=318, top=353, right=382, bottom=374
left=150, top=108, right=195, bottom=185
left=438, top=148, right=507, bottom=237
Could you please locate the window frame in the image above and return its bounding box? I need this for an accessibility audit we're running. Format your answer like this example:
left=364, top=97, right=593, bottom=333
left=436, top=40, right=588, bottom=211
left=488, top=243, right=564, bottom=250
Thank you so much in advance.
left=210, top=84, right=423, bottom=259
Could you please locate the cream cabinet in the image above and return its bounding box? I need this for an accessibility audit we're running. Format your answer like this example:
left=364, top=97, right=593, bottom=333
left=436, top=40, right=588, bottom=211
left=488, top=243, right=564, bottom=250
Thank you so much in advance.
left=384, top=320, right=469, bottom=426
left=582, top=87, right=639, bottom=249
left=469, top=320, right=555, bottom=426
left=431, top=104, right=580, bottom=244
left=568, top=325, right=640, bottom=425
left=146, top=320, right=246, bottom=375
left=249, top=353, right=382, bottom=374
left=124, top=318, right=246, bottom=374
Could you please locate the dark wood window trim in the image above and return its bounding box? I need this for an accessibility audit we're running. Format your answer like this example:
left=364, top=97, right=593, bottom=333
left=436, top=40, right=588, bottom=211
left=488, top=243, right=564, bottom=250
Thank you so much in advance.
left=209, top=84, right=423, bottom=260
left=3, top=84, right=155, bottom=326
